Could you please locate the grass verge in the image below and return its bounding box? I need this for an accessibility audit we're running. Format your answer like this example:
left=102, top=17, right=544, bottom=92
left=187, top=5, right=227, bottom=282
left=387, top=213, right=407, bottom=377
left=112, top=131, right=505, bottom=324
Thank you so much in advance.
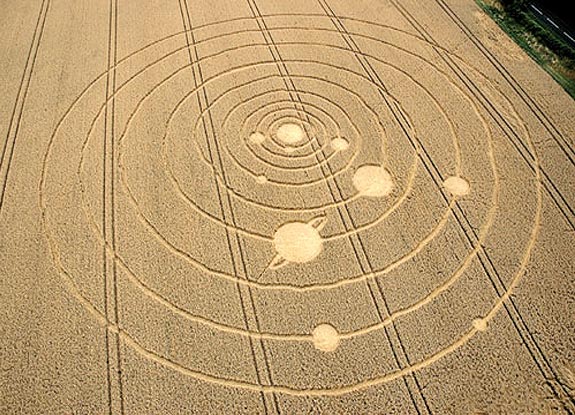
left=476, top=0, right=575, bottom=99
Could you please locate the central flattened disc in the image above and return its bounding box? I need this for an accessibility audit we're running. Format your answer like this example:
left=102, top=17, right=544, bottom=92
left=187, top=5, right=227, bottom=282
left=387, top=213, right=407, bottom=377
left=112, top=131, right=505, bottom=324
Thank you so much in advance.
left=276, top=122, right=306, bottom=145
left=273, top=222, right=323, bottom=263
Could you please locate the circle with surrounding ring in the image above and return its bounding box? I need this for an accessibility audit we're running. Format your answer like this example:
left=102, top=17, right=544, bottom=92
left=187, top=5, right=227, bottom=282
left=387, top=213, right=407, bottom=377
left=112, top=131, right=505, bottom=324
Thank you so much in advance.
left=40, top=15, right=542, bottom=396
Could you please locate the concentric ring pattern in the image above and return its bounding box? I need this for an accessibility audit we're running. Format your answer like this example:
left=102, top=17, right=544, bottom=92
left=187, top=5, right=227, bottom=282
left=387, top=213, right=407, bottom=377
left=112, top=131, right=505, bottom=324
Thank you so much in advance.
left=39, top=14, right=542, bottom=396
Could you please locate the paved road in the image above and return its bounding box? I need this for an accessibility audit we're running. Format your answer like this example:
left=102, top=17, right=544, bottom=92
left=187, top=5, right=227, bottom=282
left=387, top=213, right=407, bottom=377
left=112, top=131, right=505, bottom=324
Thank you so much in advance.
left=530, top=2, right=575, bottom=46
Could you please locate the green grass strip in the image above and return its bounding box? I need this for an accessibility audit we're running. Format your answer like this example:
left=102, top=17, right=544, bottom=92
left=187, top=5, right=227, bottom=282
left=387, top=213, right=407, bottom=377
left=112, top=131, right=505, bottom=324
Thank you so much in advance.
left=476, top=0, right=575, bottom=99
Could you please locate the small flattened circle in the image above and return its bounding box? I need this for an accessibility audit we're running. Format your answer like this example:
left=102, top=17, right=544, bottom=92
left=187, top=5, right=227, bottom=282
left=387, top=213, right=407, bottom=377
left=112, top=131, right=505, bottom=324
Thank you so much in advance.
left=473, top=318, right=487, bottom=332
left=331, top=137, right=350, bottom=151
left=249, top=131, right=266, bottom=144
left=353, top=165, right=394, bottom=197
left=273, top=222, right=323, bottom=264
left=443, top=176, right=470, bottom=197
left=276, top=123, right=306, bottom=145
left=312, top=324, right=340, bottom=352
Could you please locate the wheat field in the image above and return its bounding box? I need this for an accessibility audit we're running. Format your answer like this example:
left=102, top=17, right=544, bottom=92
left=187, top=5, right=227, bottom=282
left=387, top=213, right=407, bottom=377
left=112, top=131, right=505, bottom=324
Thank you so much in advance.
left=1, top=0, right=574, bottom=413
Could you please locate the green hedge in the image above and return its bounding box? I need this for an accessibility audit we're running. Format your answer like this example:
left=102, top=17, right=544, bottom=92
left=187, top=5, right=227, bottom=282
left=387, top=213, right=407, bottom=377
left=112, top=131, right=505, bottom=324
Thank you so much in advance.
left=477, top=0, right=575, bottom=98
left=499, top=0, right=575, bottom=64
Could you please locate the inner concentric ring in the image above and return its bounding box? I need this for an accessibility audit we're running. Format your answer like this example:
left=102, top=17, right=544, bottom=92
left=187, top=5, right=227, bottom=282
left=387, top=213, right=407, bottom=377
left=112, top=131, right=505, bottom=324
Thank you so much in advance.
left=95, top=33, right=468, bottom=291
left=37, top=15, right=540, bottom=397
